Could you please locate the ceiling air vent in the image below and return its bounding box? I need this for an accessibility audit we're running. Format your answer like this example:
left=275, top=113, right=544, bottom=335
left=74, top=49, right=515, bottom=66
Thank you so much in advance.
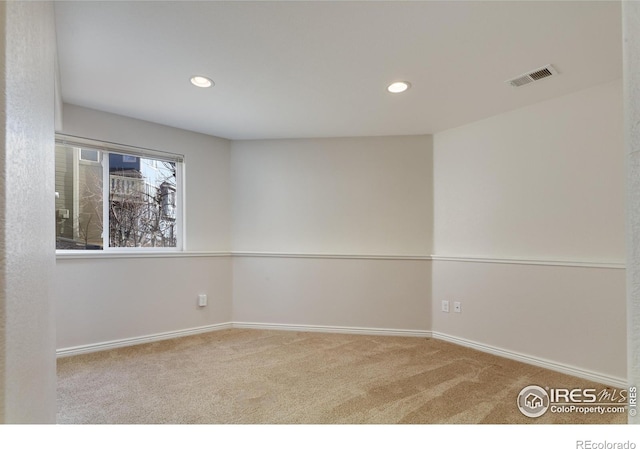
left=506, top=64, right=558, bottom=88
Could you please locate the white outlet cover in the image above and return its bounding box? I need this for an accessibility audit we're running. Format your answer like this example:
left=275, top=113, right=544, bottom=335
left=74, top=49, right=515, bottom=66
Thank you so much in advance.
left=454, top=301, right=461, bottom=313
left=441, top=300, right=449, bottom=313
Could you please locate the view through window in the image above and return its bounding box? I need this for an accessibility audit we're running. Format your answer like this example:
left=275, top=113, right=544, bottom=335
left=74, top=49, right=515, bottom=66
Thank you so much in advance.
left=55, top=137, right=182, bottom=250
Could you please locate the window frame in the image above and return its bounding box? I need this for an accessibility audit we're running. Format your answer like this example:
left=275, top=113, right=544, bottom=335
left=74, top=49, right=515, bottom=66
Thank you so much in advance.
left=55, top=134, right=185, bottom=253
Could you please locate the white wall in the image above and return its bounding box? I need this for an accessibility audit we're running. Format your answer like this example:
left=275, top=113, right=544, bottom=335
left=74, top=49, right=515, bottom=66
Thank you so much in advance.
left=434, top=80, right=624, bottom=262
left=56, top=255, right=231, bottom=349
left=56, top=106, right=233, bottom=350
left=0, top=2, right=57, bottom=423
left=432, top=261, right=626, bottom=381
left=231, top=136, right=433, bottom=255
left=231, top=136, right=433, bottom=331
left=233, top=256, right=431, bottom=332
left=432, top=80, right=627, bottom=381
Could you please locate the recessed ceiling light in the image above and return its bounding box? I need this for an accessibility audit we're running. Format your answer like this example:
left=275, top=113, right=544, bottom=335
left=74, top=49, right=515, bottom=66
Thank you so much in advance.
left=387, top=81, right=411, bottom=93
left=190, top=76, right=213, bottom=88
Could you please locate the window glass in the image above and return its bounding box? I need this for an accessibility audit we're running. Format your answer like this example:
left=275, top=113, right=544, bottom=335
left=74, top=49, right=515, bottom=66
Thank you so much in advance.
left=80, top=148, right=100, bottom=162
left=55, top=138, right=182, bottom=250
left=108, top=154, right=178, bottom=248
left=55, top=144, right=104, bottom=249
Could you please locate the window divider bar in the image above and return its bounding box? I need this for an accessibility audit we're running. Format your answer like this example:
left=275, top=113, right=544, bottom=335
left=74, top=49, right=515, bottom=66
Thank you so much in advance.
left=102, top=149, right=109, bottom=250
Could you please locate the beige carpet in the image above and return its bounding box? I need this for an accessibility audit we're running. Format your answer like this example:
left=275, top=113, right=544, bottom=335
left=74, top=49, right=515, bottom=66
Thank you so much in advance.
left=56, top=329, right=627, bottom=424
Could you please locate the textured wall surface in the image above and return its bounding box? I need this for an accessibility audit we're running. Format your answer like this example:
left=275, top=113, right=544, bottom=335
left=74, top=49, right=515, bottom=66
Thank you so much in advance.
left=623, top=0, right=640, bottom=425
left=0, top=2, right=57, bottom=423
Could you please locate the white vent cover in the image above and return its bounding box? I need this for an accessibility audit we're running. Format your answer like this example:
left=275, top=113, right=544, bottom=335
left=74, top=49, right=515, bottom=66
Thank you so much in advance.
left=506, top=64, right=558, bottom=87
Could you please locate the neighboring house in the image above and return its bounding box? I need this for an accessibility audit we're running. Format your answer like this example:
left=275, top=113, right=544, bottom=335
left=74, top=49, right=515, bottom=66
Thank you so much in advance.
left=55, top=146, right=177, bottom=249
left=55, top=144, right=103, bottom=249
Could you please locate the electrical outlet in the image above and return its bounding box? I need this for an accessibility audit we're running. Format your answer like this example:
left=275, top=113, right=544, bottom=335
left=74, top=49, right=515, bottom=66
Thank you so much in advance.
left=454, top=301, right=461, bottom=313
left=441, top=300, right=449, bottom=313
left=198, top=294, right=207, bottom=307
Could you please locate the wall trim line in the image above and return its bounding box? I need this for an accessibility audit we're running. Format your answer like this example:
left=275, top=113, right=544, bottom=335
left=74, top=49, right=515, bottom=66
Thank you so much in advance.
left=231, top=252, right=432, bottom=261
left=232, top=322, right=431, bottom=338
left=431, top=255, right=625, bottom=269
left=431, top=331, right=627, bottom=389
left=56, top=251, right=625, bottom=268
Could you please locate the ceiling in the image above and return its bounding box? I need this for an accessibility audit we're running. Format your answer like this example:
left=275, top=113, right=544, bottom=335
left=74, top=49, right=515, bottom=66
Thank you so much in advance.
left=54, top=1, right=623, bottom=141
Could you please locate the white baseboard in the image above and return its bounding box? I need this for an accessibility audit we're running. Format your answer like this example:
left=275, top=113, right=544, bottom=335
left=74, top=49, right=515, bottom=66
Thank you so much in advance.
left=431, top=331, right=628, bottom=389
left=56, top=322, right=430, bottom=357
left=233, top=321, right=431, bottom=338
left=235, top=324, right=628, bottom=388
left=56, top=322, right=628, bottom=389
left=56, top=322, right=233, bottom=357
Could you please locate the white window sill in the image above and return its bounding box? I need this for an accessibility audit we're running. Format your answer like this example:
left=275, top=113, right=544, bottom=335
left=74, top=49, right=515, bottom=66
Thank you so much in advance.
left=55, top=250, right=231, bottom=260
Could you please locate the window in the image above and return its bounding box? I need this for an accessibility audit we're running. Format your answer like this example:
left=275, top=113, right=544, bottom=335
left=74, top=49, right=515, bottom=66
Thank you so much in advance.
left=79, top=148, right=100, bottom=163
left=55, top=135, right=183, bottom=251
